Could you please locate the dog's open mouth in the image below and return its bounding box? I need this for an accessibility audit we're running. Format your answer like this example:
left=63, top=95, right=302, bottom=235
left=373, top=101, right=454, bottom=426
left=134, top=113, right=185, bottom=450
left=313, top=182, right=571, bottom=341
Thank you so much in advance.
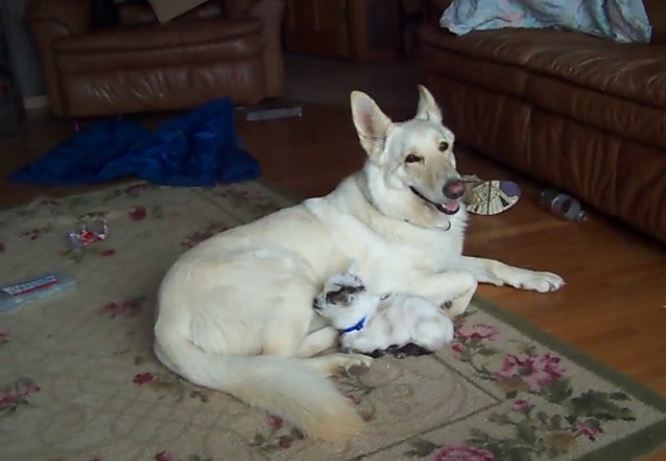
left=410, top=187, right=460, bottom=215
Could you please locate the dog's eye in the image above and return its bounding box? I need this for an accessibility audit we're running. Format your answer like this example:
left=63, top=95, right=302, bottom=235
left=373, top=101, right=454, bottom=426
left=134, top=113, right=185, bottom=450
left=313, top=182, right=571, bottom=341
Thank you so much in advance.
left=405, top=154, right=422, bottom=164
left=438, top=141, right=449, bottom=152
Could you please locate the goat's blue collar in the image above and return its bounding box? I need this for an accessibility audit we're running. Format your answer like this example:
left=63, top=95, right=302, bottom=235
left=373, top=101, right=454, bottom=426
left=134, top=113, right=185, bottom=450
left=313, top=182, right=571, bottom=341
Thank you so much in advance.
left=339, top=316, right=367, bottom=334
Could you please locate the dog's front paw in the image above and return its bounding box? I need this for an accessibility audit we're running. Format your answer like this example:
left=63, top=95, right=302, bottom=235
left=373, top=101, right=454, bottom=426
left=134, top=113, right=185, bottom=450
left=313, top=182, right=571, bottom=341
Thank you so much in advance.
left=518, top=271, right=565, bottom=293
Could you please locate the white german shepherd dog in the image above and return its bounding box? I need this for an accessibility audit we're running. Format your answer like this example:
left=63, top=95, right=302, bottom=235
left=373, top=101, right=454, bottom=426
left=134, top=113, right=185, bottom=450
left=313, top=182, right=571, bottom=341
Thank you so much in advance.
left=154, top=86, right=564, bottom=442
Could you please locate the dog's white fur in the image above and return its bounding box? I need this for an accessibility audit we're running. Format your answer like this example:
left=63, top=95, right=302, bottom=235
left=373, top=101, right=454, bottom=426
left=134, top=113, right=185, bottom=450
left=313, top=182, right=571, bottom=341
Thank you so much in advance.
left=314, top=268, right=455, bottom=354
left=153, top=86, right=564, bottom=442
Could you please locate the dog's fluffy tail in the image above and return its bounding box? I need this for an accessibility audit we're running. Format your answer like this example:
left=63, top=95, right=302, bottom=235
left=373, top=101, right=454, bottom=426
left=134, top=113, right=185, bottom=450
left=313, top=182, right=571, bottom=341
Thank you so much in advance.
left=154, top=336, right=362, bottom=442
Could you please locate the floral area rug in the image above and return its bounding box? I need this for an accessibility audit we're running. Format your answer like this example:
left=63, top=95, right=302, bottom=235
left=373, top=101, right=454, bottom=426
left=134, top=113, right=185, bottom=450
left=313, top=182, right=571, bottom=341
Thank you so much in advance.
left=0, top=181, right=664, bottom=461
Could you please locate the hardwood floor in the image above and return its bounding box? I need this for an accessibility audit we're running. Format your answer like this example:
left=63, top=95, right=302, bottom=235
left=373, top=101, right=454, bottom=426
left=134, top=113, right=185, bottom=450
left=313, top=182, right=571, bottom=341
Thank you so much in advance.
left=1, top=103, right=665, bottom=460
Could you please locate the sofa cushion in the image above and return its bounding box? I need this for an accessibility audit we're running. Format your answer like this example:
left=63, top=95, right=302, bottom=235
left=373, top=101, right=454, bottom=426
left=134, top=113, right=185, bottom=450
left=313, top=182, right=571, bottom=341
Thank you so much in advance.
left=60, top=59, right=265, bottom=116
left=420, top=24, right=666, bottom=149
left=55, top=18, right=260, bottom=53
left=420, top=24, right=666, bottom=108
left=55, top=19, right=262, bottom=73
left=526, top=74, right=666, bottom=151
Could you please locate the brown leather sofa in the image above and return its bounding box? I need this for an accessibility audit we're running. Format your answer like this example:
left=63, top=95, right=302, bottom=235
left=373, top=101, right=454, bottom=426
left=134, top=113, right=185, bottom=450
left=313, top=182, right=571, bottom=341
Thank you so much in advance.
left=420, top=0, right=666, bottom=243
left=26, top=0, right=284, bottom=118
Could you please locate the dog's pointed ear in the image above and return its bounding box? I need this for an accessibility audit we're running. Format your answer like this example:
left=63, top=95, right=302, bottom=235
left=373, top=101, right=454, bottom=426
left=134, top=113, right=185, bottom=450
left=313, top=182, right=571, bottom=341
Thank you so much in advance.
left=351, top=91, right=392, bottom=157
left=415, top=85, right=442, bottom=124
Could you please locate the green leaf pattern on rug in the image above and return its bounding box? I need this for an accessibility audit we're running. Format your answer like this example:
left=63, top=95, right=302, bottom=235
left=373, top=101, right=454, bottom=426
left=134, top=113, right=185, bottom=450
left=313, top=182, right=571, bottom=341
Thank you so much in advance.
left=19, top=223, right=54, bottom=241
left=405, top=439, right=440, bottom=457
left=450, top=310, right=501, bottom=381
left=335, top=370, right=377, bottom=422
left=406, top=310, right=638, bottom=461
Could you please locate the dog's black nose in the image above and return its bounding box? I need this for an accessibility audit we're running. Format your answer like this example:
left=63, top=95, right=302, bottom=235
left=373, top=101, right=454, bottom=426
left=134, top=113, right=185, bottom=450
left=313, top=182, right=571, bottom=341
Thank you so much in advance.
left=443, top=179, right=465, bottom=199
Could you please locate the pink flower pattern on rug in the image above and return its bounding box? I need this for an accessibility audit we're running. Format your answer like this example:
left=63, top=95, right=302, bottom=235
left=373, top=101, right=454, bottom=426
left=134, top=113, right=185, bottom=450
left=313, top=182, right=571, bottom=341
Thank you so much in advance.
left=99, top=297, right=145, bottom=318
left=511, top=399, right=533, bottom=413
left=248, top=414, right=306, bottom=453
left=495, top=352, right=565, bottom=393
left=433, top=445, right=496, bottom=461
left=406, top=309, right=640, bottom=461
left=457, top=323, right=501, bottom=342
left=129, top=206, right=147, bottom=221
left=155, top=451, right=174, bottom=461
left=0, top=378, right=41, bottom=414
left=576, top=421, right=601, bottom=441
left=133, top=372, right=155, bottom=386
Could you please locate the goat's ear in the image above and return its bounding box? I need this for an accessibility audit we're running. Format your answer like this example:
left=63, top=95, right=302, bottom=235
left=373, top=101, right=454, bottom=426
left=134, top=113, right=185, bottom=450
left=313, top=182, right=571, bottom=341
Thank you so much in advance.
left=415, top=85, right=442, bottom=124
left=351, top=91, right=392, bottom=158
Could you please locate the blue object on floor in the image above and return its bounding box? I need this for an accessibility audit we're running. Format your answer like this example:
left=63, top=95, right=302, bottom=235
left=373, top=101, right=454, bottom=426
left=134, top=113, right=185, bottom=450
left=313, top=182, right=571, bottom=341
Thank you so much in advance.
left=11, top=98, right=260, bottom=187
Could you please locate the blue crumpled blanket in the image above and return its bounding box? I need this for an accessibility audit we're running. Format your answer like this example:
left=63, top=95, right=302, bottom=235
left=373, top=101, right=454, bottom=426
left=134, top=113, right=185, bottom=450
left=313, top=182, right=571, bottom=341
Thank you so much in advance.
left=11, top=98, right=260, bottom=187
left=441, top=0, right=652, bottom=43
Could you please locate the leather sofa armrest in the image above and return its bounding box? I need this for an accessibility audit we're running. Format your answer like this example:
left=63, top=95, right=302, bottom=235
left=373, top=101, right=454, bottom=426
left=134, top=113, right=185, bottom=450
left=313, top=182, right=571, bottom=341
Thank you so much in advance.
left=26, top=0, right=92, bottom=35
left=25, top=0, right=91, bottom=117
left=248, top=0, right=285, bottom=97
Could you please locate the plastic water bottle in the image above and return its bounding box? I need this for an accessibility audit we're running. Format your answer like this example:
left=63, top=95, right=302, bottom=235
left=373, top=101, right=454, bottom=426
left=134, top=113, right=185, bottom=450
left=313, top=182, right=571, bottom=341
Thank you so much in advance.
left=539, top=188, right=587, bottom=221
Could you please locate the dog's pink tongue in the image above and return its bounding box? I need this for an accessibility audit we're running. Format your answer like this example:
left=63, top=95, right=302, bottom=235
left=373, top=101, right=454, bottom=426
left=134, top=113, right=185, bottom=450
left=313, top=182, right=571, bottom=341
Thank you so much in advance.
left=443, top=200, right=460, bottom=212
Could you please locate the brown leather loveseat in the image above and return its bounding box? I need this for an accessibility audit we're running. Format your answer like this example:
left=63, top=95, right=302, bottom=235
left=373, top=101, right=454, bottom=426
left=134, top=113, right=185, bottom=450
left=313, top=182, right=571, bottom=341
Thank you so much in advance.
left=420, top=0, right=666, bottom=242
left=26, top=0, right=284, bottom=118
